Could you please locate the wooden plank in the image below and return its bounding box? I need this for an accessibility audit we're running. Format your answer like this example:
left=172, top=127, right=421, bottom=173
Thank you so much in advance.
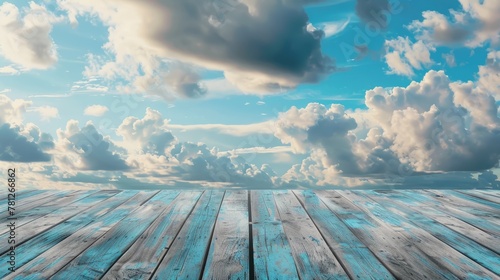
left=273, top=190, right=349, bottom=279
left=0, top=191, right=146, bottom=278
left=349, top=190, right=500, bottom=278
left=475, top=190, right=500, bottom=199
left=49, top=191, right=178, bottom=279
left=316, top=190, right=457, bottom=279
left=0, top=190, right=97, bottom=235
left=383, top=190, right=500, bottom=254
left=406, top=190, right=500, bottom=236
left=0, top=190, right=121, bottom=255
left=425, top=190, right=500, bottom=222
left=103, top=191, right=203, bottom=279
left=0, top=189, right=42, bottom=205
left=152, top=190, right=225, bottom=279
left=456, top=190, right=500, bottom=205
left=294, top=190, right=394, bottom=280
left=0, top=190, right=73, bottom=220
left=202, top=190, right=250, bottom=280
left=250, top=190, right=299, bottom=280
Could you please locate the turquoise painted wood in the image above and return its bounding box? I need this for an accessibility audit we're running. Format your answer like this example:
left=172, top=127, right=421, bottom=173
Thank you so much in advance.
left=413, top=190, right=500, bottom=236
left=0, top=190, right=121, bottom=256
left=316, top=190, right=458, bottom=279
left=0, top=190, right=96, bottom=235
left=102, top=191, right=202, bottom=279
left=2, top=189, right=499, bottom=280
left=458, top=190, right=500, bottom=204
left=294, top=190, right=395, bottom=280
left=348, top=190, right=499, bottom=279
left=202, top=190, right=250, bottom=279
left=379, top=190, right=500, bottom=254
left=0, top=191, right=143, bottom=279
left=51, top=191, right=177, bottom=279
left=273, top=190, right=349, bottom=279
left=152, top=190, right=225, bottom=279
left=0, top=190, right=73, bottom=220
left=250, top=190, right=299, bottom=280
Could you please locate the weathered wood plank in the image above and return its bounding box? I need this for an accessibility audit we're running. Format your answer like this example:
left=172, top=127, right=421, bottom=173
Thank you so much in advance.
left=273, top=190, right=349, bottom=279
left=0, top=190, right=74, bottom=220
left=0, top=189, right=42, bottom=205
left=0, top=190, right=97, bottom=235
left=317, top=190, right=458, bottom=279
left=103, top=191, right=203, bottom=280
left=422, top=191, right=500, bottom=237
left=294, top=190, right=394, bottom=280
left=408, top=190, right=500, bottom=236
left=202, top=190, right=250, bottom=280
left=250, top=190, right=299, bottom=280
left=152, top=190, right=225, bottom=279
left=351, top=190, right=500, bottom=278
left=425, top=190, right=500, bottom=223
left=0, top=190, right=121, bottom=256
left=50, top=191, right=178, bottom=280
left=5, top=192, right=161, bottom=280
left=456, top=190, right=500, bottom=205
left=0, top=191, right=144, bottom=279
left=386, top=190, right=500, bottom=254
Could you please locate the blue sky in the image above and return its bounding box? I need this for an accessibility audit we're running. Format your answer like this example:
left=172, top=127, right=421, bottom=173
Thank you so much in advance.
left=0, top=0, right=499, bottom=189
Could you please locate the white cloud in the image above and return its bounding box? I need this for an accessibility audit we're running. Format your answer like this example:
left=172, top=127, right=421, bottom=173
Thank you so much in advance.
left=0, top=94, right=31, bottom=124
left=477, top=50, right=500, bottom=100
left=275, top=69, right=500, bottom=186
left=56, top=120, right=129, bottom=171
left=168, top=121, right=275, bottom=137
left=57, top=0, right=334, bottom=96
left=384, top=37, right=434, bottom=76
left=84, top=105, right=109, bottom=117
left=0, top=2, right=62, bottom=69
left=409, top=0, right=500, bottom=48
left=319, top=18, right=351, bottom=38
left=30, top=106, right=59, bottom=121
left=0, top=65, right=20, bottom=75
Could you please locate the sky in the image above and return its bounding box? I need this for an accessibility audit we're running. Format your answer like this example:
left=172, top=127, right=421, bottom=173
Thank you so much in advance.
left=0, top=0, right=499, bottom=190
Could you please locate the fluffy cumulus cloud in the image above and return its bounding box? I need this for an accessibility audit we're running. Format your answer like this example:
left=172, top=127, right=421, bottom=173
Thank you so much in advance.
left=118, top=108, right=277, bottom=188
left=0, top=2, right=61, bottom=69
left=478, top=50, right=500, bottom=99
left=384, top=37, right=434, bottom=76
left=57, top=0, right=334, bottom=96
left=56, top=120, right=129, bottom=171
left=275, top=69, right=500, bottom=186
left=84, top=105, right=109, bottom=117
left=409, top=0, right=500, bottom=48
left=0, top=95, right=53, bottom=162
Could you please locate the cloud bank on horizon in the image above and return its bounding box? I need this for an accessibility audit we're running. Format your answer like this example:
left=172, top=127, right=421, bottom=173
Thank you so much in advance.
left=0, top=0, right=498, bottom=190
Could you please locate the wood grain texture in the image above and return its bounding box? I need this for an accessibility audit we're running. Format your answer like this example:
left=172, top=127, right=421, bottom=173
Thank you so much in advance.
left=152, top=190, right=225, bottom=280
left=250, top=190, right=299, bottom=280
left=0, top=190, right=96, bottom=235
left=457, top=190, right=500, bottom=204
left=2, top=189, right=499, bottom=280
left=294, top=190, right=395, bottom=280
left=316, top=190, right=458, bottom=280
left=202, top=190, right=250, bottom=280
left=353, top=190, right=500, bottom=278
left=103, top=191, right=202, bottom=280
left=386, top=190, right=500, bottom=254
left=273, top=190, right=349, bottom=279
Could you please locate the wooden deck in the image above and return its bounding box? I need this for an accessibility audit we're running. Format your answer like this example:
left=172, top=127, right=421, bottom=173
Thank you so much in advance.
left=1, top=189, right=499, bottom=279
